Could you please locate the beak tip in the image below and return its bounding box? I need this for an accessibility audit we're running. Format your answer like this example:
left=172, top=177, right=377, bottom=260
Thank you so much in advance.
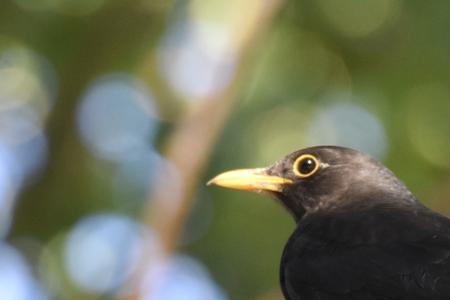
left=207, top=174, right=222, bottom=186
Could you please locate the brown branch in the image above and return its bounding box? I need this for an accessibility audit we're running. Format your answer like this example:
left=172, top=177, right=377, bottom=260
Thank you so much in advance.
left=147, top=0, right=285, bottom=256
left=123, top=0, right=285, bottom=298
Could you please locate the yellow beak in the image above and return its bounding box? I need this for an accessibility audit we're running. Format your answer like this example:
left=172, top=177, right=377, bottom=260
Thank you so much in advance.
left=207, top=168, right=292, bottom=192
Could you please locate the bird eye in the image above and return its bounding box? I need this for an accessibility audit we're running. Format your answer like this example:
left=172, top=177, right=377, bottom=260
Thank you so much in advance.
left=293, top=154, right=320, bottom=178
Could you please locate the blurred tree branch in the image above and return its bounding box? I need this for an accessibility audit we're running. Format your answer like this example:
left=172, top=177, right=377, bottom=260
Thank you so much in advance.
left=148, top=0, right=284, bottom=255
left=128, top=0, right=286, bottom=298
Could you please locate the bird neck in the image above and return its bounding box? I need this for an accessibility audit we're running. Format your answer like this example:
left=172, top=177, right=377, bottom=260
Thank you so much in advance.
left=296, top=199, right=437, bottom=245
left=276, top=193, right=307, bottom=222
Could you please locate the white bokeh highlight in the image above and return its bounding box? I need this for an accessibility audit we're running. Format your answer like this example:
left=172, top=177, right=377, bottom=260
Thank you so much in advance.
left=141, top=255, right=228, bottom=300
left=158, top=18, right=237, bottom=99
left=0, top=243, right=49, bottom=300
left=0, top=47, right=58, bottom=121
left=64, top=213, right=149, bottom=294
left=0, top=47, right=55, bottom=237
left=0, top=146, right=17, bottom=237
left=307, top=101, right=388, bottom=160
left=77, top=74, right=158, bottom=162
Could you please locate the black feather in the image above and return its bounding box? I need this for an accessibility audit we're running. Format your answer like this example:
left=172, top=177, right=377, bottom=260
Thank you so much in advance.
left=271, top=146, right=450, bottom=300
left=210, top=145, right=450, bottom=300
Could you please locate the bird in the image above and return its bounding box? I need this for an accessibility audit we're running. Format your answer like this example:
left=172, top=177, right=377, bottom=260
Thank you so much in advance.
left=208, top=146, right=450, bottom=300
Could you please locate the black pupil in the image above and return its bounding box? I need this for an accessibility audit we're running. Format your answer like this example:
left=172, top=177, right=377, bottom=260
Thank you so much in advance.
left=299, top=158, right=316, bottom=175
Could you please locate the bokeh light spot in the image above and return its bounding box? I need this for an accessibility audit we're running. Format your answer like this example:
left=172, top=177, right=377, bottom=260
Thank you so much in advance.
left=307, top=100, right=388, bottom=160
left=115, top=147, right=167, bottom=195
left=0, top=47, right=53, bottom=193
left=64, top=213, right=149, bottom=294
left=0, top=242, right=49, bottom=300
left=0, top=146, right=17, bottom=238
left=158, top=18, right=237, bottom=99
left=77, top=74, right=159, bottom=162
left=11, top=131, right=48, bottom=186
left=0, top=47, right=58, bottom=121
left=0, top=105, right=49, bottom=190
left=141, top=255, right=228, bottom=300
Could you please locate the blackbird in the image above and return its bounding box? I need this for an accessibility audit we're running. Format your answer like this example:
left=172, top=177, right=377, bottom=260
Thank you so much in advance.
left=208, top=146, right=450, bottom=300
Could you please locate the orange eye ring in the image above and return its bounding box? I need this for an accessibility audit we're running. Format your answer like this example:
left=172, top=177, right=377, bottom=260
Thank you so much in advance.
left=293, top=154, right=320, bottom=178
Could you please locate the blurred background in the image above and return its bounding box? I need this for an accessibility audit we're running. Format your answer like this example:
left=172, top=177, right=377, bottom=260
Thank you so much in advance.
left=1, top=0, right=450, bottom=299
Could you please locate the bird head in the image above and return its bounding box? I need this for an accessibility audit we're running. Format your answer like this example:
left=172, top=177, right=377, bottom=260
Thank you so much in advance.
left=208, top=146, right=415, bottom=221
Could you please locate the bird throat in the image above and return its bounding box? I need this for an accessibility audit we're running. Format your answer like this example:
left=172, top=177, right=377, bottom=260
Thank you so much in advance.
left=275, top=193, right=307, bottom=223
